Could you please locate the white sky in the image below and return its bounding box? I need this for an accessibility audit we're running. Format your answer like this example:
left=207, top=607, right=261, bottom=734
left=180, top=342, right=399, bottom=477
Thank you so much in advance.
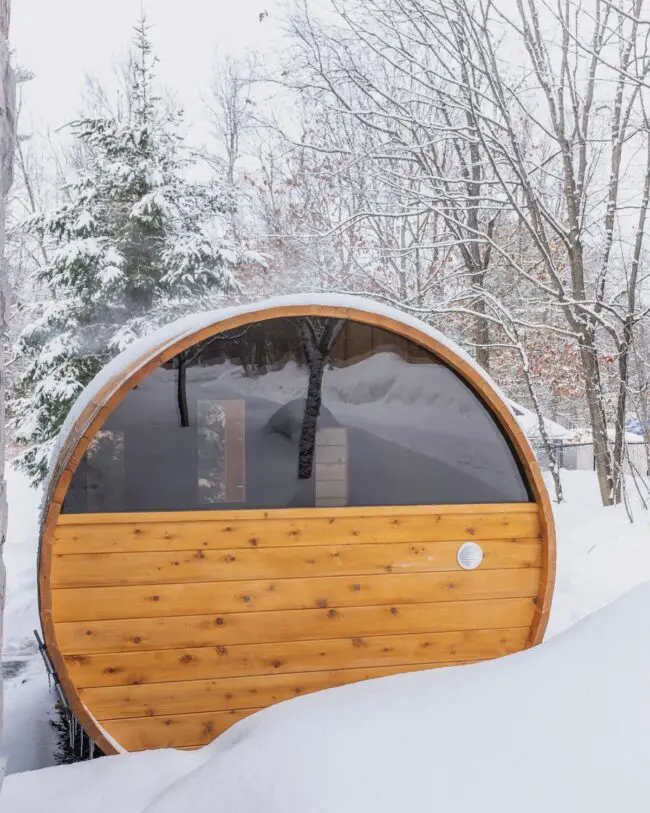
left=11, top=0, right=283, bottom=133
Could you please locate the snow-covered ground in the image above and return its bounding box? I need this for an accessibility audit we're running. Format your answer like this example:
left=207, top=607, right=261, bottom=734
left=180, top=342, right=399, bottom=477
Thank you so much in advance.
left=1, top=466, right=56, bottom=776
left=1, top=463, right=649, bottom=809
left=4, top=575, right=650, bottom=813
left=547, top=472, right=650, bottom=637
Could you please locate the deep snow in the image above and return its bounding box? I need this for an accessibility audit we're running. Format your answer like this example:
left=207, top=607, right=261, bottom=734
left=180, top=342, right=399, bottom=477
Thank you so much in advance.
left=546, top=472, right=650, bottom=637
left=4, top=580, right=650, bottom=813
left=0, top=466, right=56, bottom=775
left=2, top=465, right=650, bottom=808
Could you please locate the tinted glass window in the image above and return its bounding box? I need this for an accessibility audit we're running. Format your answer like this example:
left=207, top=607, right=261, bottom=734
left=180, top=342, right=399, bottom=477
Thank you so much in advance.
left=63, top=316, right=531, bottom=513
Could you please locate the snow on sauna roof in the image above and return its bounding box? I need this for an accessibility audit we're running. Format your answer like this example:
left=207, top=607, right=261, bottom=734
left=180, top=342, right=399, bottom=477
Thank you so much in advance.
left=42, top=293, right=516, bottom=509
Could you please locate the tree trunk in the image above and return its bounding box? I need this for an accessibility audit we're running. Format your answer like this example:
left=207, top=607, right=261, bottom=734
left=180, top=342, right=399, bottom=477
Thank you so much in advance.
left=298, top=354, right=327, bottom=480
left=297, top=319, right=342, bottom=480
left=632, top=332, right=650, bottom=477
left=0, top=0, right=14, bottom=784
left=638, top=393, right=650, bottom=478
left=176, top=352, right=189, bottom=428
left=612, top=325, right=633, bottom=502
left=579, top=337, right=613, bottom=505
left=523, top=366, right=564, bottom=503
left=472, top=290, right=490, bottom=373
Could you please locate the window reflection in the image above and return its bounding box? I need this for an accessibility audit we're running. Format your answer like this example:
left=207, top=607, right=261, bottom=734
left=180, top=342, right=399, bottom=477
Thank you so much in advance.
left=63, top=316, right=531, bottom=513
left=315, top=428, right=348, bottom=507
left=85, top=430, right=125, bottom=512
left=197, top=400, right=246, bottom=505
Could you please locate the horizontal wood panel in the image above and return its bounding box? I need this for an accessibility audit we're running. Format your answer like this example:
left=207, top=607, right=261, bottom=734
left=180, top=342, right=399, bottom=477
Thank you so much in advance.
left=101, top=708, right=256, bottom=750
left=81, top=662, right=440, bottom=719
left=53, top=506, right=541, bottom=554
left=51, top=539, right=542, bottom=589
left=65, top=627, right=528, bottom=688
left=51, top=568, right=541, bottom=622
left=56, top=597, right=536, bottom=655
left=58, top=502, right=539, bottom=525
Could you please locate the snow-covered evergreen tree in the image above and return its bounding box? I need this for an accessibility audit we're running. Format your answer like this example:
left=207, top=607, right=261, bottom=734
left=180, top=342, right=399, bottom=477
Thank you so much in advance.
left=11, top=17, right=254, bottom=484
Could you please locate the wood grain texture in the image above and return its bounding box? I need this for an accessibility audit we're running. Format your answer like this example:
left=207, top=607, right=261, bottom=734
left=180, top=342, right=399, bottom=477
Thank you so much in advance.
left=52, top=504, right=540, bottom=554
left=56, top=597, right=536, bottom=655
left=51, top=568, right=541, bottom=622
left=57, top=503, right=540, bottom=524
left=64, top=627, right=529, bottom=688
left=101, top=708, right=256, bottom=750
left=38, top=302, right=556, bottom=755
left=50, top=538, right=542, bottom=589
left=81, top=662, right=441, bottom=719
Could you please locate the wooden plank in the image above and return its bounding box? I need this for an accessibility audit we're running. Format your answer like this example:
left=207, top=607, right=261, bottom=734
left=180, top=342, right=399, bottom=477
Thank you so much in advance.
left=64, top=627, right=528, bottom=688
left=57, top=502, right=539, bottom=525
left=56, top=597, right=536, bottom=655
left=50, top=539, right=542, bottom=589
left=101, top=708, right=256, bottom=750
left=81, top=662, right=441, bottom=719
left=51, top=568, right=542, bottom=622
left=52, top=507, right=541, bottom=554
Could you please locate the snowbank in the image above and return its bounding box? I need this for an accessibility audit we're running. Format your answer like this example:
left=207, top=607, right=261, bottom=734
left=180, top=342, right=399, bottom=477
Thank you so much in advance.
left=0, top=468, right=56, bottom=774
left=4, top=462, right=650, bottom=797
left=2, top=469, right=42, bottom=655
left=4, top=581, right=650, bottom=813
left=547, top=470, right=650, bottom=637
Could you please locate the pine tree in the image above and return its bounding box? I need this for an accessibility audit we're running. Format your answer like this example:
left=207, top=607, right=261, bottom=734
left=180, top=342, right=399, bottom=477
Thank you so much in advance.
left=11, top=17, right=255, bottom=484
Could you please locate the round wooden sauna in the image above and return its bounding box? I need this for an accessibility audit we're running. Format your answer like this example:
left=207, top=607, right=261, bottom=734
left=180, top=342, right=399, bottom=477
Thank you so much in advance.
left=38, top=294, right=555, bottom=754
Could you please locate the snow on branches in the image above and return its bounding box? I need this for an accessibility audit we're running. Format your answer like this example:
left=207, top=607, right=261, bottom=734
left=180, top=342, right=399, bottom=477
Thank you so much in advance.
left=11, top=17, right=256, bottom=483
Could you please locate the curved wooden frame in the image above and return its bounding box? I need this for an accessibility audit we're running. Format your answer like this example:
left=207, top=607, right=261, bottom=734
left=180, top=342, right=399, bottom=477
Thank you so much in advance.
left=39, top=303, right=556, bottom=755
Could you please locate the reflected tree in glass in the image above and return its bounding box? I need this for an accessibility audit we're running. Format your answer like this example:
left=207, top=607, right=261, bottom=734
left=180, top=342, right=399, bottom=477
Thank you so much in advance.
left=197, top=401, right=227, bottom=504
left=296, top=318, right=344, bottom=480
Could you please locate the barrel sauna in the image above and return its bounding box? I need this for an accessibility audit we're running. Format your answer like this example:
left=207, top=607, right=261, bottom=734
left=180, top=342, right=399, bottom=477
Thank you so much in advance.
left=38, top=295, right=556, bottom=754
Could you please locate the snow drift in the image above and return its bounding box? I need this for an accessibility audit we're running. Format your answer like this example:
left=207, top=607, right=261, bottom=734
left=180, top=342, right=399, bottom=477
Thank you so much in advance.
left=4, top=582, right=650, bottom=813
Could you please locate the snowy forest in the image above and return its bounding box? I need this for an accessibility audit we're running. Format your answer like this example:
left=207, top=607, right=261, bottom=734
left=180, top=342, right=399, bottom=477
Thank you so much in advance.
left=6, top=2, right=650, bottom=806
left=7, top=0, right=650, bottom=509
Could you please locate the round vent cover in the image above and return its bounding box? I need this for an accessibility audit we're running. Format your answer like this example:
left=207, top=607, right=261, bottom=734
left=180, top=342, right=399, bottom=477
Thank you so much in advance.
left=457, top=541, right=484, bottom=570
